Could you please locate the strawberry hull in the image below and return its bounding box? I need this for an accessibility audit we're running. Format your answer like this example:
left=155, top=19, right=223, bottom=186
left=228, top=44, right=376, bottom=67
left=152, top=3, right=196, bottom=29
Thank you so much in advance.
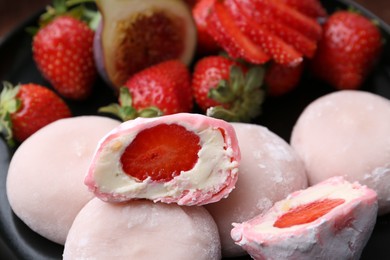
left=231, top=177, right=378, bottom=260
left=85, top=113, right=241, bottom=206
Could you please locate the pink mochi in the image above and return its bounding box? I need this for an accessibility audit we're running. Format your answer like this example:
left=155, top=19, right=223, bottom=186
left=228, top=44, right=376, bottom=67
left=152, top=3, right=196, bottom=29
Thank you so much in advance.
left=6, top=116, right=120, bottom=244
left=85, top=113, right=241, bottom=206
left=291, top=90, right=390, bottom=215
left=205, top=123, right=308, bottom=257
left=63, top=198, right=221, bottom=260
left=231, top=176, right=378, bottom=260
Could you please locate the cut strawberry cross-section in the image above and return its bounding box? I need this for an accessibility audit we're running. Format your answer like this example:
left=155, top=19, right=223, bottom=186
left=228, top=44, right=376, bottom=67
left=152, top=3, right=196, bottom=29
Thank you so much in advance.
left=231, top=177, right=378, bottom=260
left=85, top=113, right=241, bottom=206
left=120, top=123, right=201, bottom=182
left=225, top=0, right=302, bottom=66
left=277, top=0, right=327, bottom=19
left=206, top=0, right=270, bottom=64
left=242, top=0, right=322, bottom=41
left=273, top=198, right=345, bottom=228
left=229, top=0, right=317, bottom=58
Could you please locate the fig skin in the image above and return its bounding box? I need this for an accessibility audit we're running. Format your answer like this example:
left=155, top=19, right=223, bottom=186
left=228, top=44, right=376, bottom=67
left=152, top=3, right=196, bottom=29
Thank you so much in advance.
left=93, top=21, right=111, bottom=87
left=94, top=0, right=197, bottom=90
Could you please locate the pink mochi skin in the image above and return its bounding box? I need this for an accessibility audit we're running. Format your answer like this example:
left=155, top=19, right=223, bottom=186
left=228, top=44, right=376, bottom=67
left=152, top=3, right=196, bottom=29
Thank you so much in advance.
left=231, top=176, right=378, bottom=260
left=85, top=113, right=241, bottom=206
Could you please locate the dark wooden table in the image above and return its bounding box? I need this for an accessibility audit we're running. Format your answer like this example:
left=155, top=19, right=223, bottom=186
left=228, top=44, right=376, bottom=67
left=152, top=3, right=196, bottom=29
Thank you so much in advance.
left=0, top=0, right=389, bottom=39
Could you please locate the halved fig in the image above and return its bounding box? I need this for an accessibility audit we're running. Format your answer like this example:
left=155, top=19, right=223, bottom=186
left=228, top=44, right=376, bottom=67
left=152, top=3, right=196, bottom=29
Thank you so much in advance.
left=231, top=176, right=378, bottom=260
left=85, top=113, right=241, bottom=206
left=94, top=0, right=197, bottom=89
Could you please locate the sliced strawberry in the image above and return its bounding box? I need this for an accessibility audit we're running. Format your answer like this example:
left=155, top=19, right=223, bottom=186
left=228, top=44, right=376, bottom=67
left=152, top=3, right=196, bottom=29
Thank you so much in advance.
left=277, top=0, right=327, bottom=19
left=205, top=6, right=242, bottom=59
left=274, top=198, right=345, bottom=228
left=224, top=0, right=302, bottom=65
left=120, top=123, right=201, bottom=182
left=206, top=1, right=270, bottom=64
left=193, top=0, right=221, bottom=55
left=240, top=0, right=322, bottom=41
left=229, top=0, right=317, bottom=58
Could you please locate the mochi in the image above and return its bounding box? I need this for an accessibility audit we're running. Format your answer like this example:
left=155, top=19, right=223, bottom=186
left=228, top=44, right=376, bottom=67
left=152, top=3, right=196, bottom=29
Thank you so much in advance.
left=85, top=113, right=240, bottom=206
left=231, top=177, right=378, bottom=260
left=291, top=90, right=390, bottom=215
left=205, top=123, right=308, bottom=257
left=63, top=198, right=221, bottom=260
left=6, top=116, right=120, bottom=244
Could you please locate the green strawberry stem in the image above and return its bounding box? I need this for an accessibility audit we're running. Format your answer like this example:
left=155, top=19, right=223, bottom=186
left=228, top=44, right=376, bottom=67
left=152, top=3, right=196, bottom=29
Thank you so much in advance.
left=207, top=65, right=265, bottom=122
left=27, top=0, right=99, bottom=34
left=0, top=82, right=21, bottom=147
left=98, top=87, right=163, bottom=121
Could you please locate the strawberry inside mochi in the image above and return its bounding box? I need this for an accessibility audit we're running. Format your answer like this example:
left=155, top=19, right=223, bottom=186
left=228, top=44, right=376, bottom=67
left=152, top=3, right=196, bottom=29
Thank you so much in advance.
left=85, top=113, right=240, bottom=206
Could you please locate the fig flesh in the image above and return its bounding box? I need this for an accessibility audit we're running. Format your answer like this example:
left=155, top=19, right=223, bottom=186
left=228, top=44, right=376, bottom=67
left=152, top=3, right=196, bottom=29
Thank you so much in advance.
left=94, top=0, right=197, bottom=90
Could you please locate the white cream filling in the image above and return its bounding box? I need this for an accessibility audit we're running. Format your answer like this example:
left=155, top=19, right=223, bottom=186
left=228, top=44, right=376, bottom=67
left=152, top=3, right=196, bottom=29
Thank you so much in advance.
left=92, top=122, right=236, bottom=199
left=253, top=181, right=365, bottom=234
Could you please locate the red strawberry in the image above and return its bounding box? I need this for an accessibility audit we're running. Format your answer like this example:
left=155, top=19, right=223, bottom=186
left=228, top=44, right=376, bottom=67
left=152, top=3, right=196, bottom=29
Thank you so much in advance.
left=240, top=0, right=322, bottom=41
left=277, top=0, right=327, bottom=19
left=264, top=62, right=304, bottom=96
left=206, top=0, right=270, bottom=64
left=224, top=0, right=303, bottom=66
left=192, top=55, right=265, bottom=122
left=120, top=123, right=201, bottom=182
left=33, top=15, right=97, bottom=100
left=310, top=11, right=383, bottom=90
left=193, top=0, right=221, bottom=55
left=228, top=0, right=317, bottom=58
left=100, top=60, right=193, bottom=120
left=0, top=82, right=71, bottom=145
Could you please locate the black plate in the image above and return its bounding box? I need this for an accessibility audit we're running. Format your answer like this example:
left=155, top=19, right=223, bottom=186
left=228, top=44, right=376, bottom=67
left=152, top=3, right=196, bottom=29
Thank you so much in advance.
left=1, top=0, right=390, bottom=259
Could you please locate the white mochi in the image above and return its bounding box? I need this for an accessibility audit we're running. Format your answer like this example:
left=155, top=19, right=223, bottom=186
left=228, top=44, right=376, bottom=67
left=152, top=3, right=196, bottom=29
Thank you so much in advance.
left=291, top=90, right=390, bottom=215
left=63, top=199, right=221, bottom=260
left=6, top=116, right=120, bottom=244
left=205, top=122, right=308, bottom=257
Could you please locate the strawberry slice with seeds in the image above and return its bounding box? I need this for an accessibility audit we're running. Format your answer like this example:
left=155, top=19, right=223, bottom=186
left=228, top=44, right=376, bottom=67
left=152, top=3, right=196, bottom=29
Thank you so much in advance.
left=241, top=0, right=322, bottom=41
left=273, top=198, right=345, bottom=228
left=229, top=0, right=317, bottom=58
left=120, top=123, right=201, bottom=182
left=224, top=0, right=302, bottom=65
left=277, top=0, right=327, bottom=19
left=206, top=0, right=270, bottom=64
left=205, top=6, right=242, bottom=60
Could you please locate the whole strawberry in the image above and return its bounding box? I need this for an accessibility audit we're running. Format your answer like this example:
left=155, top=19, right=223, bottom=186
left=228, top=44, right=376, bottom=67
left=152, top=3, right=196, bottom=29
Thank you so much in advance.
left=100, top=60, right=193, bottom=121
left=265, top=62, right=304, bottom=96
left=310, top=11, right=383, bottom=90
left=192, top=55, right=265, bottom=122
left=33, top=15, right=96, bottom=100
left=0, top=82, right=71, bottom=145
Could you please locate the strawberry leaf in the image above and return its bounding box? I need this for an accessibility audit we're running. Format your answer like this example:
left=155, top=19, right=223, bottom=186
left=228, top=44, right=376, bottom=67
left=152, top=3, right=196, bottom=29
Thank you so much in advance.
left=98, top=87, right=163, bottom=121
left=207, top=64, right=266, bottom=122
left=0, top=82, right=21, bottom=147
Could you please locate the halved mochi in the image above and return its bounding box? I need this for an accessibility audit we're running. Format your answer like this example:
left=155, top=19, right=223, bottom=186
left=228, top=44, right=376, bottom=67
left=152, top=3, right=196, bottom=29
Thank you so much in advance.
left=205, top=123, right=308, bottom=257
left=231, top=176, right=378, bottom=260
left=85, top=113, right=240, bottom=206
